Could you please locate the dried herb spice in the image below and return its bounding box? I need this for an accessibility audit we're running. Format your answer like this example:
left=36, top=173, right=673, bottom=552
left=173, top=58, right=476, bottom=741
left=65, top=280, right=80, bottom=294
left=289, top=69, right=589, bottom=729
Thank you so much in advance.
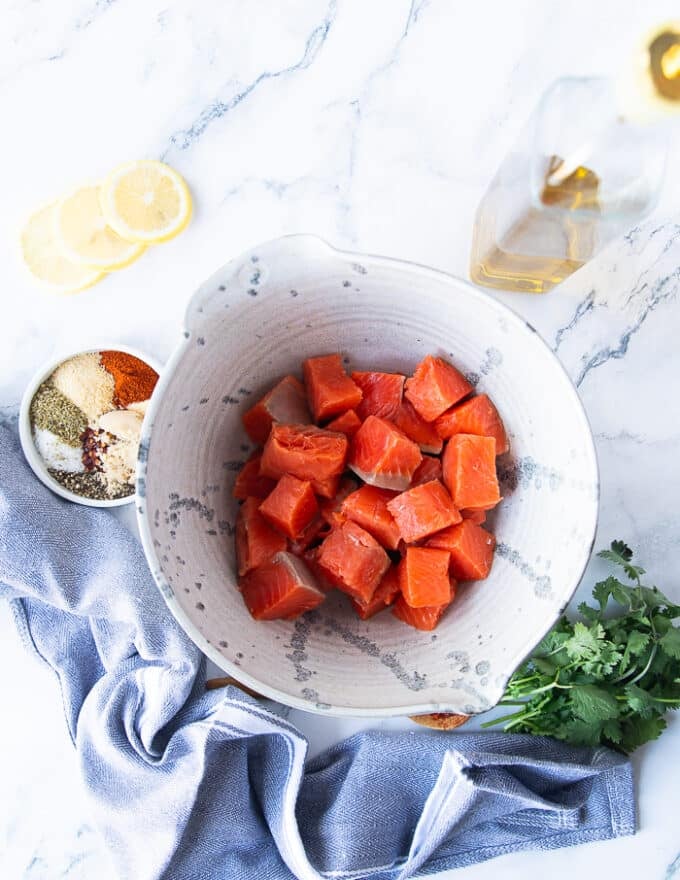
left=30, top=383, right=87, bottom=447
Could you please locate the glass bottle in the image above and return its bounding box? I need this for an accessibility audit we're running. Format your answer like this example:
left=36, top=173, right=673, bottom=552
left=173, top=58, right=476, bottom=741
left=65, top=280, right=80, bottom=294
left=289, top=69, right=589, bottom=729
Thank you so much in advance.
left=470, top=23, right=680, bottom=294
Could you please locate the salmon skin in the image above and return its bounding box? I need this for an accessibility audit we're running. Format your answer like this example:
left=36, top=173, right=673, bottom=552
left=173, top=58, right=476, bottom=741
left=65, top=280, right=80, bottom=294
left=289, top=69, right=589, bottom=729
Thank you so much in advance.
left=242, top=375, right=310, bottom=445
left=404, top=355, right=473, bottom=423
left=303, top=354, right=363, bottom=422
left=260, top=423, right=348, bottom=498
left=240, top=552, right=325, bottom=620
left=435, top=394, right=509, bottom=455
left=316, top=520, right=390, bottom=604
left=387, top=480, right=461, bottom=543
left=352, top=371, right=405, bottom=420
left=349, top=415, right=422, bottom=491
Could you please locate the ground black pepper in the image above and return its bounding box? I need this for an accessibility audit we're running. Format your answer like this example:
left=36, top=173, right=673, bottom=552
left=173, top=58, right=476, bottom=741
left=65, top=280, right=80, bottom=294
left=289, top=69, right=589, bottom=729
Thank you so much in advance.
left=48, top=469, right=134, bottom=501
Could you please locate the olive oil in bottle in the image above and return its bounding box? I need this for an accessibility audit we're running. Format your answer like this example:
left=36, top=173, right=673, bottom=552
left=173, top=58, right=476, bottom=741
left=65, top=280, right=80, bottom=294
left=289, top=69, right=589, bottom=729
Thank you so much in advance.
left=470, top=22, right=680, bottom=294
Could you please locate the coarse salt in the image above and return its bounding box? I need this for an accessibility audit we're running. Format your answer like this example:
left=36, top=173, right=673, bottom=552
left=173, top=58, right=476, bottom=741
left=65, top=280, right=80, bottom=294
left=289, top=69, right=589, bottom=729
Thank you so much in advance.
left=34, top=427, right=84, bottom=473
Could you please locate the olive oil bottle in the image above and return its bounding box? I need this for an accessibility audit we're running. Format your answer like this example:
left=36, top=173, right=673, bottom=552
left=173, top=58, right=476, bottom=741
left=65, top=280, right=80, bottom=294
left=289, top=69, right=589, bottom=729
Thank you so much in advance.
left=470, top=23, right=680, bottom=294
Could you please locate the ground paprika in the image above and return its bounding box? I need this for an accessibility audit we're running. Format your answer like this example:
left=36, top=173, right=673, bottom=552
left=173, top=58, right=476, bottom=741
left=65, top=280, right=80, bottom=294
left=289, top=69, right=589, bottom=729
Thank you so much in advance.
left=100, top=351, right=158, bottom=407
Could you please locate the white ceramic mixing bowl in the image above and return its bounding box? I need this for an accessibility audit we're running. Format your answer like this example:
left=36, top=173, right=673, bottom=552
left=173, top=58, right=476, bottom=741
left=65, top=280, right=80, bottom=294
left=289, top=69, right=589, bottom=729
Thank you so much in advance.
left=137, top=235, right=598, bottom=716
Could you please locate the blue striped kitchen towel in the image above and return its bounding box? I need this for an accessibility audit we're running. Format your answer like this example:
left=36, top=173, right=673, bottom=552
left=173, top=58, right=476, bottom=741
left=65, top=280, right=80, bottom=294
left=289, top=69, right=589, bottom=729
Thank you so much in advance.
left=0, top=423, right=634, bottom=879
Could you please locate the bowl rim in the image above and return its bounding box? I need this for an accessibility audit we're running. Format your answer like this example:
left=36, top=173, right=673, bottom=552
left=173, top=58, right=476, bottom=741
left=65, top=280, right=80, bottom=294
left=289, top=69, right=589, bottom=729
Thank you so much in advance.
left=136, top=235, right=600, bottom=716
left=19, top=343, right=163, bottom=508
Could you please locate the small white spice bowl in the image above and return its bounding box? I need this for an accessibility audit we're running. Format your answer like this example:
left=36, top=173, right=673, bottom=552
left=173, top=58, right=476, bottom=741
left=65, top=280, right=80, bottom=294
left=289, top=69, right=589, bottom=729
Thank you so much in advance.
left=19, top=344, right=163, bottom=508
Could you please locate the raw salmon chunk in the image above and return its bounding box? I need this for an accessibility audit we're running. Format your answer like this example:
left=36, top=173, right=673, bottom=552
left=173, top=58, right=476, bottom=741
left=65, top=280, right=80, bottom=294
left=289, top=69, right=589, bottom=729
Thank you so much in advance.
left=391, top=400, right=443, bottom=454
left=349, top=415, right=422, bottom=491
left=351, top=565, right=401, bottom=620
left=232, top=452, right=276, bottom=501
left=352, top=371, right=405, bottom=420
left=240, top=552, right=325, bottom=620
left=316, top=520, right=390, bottom=603
left=303, top=354, right=363, bottom=422
left=259, top=474, right=319, bottom=540
left=242, top=375, right=311, bottom=445
left=392, top=581, right=456, bottom=631
left=341, top=484, right=401, bottom=550
left=404, top=355, right=473, bottom=422
left=442, top=434, right=501, bottom=509
left=288, top=516, right=329, bottom=555
left=319, top=476, right=359, bottom=524
left=427, top=519, right=496, bottom=580
left=387, top=480, right=462, bottom=543
left=326, top=409, right=362, bottom=437
left=399, top=546, right=451, bottom=607
left=260, top=424, right=348, bottom=498
left=410, top=455, right=443, bottom=487
left=435, top=394, right=509, bottom=454
left=236, top=496, right=287, bottom=577
left=461, top=508, right=486, bottom=525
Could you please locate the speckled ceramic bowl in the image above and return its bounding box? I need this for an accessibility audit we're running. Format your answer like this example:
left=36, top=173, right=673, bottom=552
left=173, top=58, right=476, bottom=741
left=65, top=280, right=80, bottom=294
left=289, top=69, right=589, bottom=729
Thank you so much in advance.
left=137, top=235, right=599, bottom=716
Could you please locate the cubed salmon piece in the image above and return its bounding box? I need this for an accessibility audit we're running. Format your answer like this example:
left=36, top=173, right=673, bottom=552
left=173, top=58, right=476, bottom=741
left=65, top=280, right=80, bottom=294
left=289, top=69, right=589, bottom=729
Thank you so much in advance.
left=427, top=520, right=496, bottom=581
left=349, top=415, right=422, bottom=491
left=387, top=480, right=462, bottom=543
left=392, top=580, right=456, bottom=631
left=351, top=565, right=401, bottom=620
left=303, top=354, right=363, bottom=422
left=288, top=516, right=330, bottom=555
left=435, top=394, right=509, bottom=455
left=236, top=497, right=287, bottom=577
left=341, top=484, right=401, bottom=550
left=260, top=424, right=348, bottom=498
left=391, top=400, right=443, bottom=453
left=410, top=455, right=443, bottom=487
left=326, top=409, right=362, bottom=437
left=259, top=474, right=319, bottom=539
left=232, top=452, right=277, bottom=501
left=399, top=546, right=452, bottom=607
left=319, top=476, right=360, bottom=525
left=352, top=371, right=405, bottom=420
left=242, top=375, right=311, bottom=445
left=316, top=520, right=390, bottom=604
left=461, top=508, right=486, bottom=525
left=404, top=355, right=473, bottom=422
left=442, top=434, right=501, bottom=509
left=240, top=552, right=325, bottom=620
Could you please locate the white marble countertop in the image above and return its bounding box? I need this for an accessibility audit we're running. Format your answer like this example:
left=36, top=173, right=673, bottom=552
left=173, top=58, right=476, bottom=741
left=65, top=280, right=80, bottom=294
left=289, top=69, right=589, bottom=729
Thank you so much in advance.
left=2, top=1, right=679, bottom=878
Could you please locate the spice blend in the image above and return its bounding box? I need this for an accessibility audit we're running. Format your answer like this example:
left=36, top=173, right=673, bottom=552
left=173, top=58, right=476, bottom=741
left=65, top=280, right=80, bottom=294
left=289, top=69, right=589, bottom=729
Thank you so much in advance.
left=29, top=350, right=159, bottom=501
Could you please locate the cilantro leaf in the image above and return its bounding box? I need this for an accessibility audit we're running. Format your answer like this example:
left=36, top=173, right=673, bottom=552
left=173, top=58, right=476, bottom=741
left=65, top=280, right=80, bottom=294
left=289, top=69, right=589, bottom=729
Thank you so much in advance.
left=659, top=627, right=680, bottom=659
left=620, top=715, right=666, bottom=752
left=492, top=541, right=680, bottom=754
left=570, top=684, right=619, bottom=723
left=598, top=541, right=646, bottom=581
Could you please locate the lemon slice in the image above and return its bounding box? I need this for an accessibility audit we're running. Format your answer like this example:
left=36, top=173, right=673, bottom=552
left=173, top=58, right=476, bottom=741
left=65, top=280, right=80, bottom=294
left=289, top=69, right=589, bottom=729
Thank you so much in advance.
left=55, top=185, right=145, bottom=270
left=100, top=160, right=192, bottom=244
left=21, top=202, right=104, bottom=294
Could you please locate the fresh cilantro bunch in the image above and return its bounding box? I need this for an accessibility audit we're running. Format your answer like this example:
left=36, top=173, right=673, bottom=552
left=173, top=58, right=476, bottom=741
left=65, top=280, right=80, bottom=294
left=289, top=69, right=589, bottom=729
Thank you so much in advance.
left=482, top=542, right=680, bottom=753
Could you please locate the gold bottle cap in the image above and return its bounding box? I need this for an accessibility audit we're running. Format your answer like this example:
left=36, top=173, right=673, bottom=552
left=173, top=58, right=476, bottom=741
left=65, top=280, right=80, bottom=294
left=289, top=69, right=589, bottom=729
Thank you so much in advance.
left=617, top=21, right=680, bottom=121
